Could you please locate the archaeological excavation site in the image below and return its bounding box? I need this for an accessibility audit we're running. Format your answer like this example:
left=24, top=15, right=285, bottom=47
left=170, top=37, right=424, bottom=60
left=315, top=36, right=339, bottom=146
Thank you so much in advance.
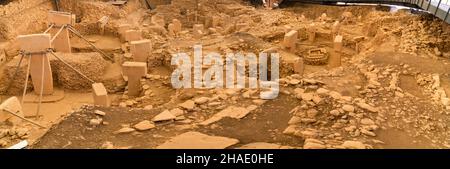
left=0, top=0, right=450, bottom=151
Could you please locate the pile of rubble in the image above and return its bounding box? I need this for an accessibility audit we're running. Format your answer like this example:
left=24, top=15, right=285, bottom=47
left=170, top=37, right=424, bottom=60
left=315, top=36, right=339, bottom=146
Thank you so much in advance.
left=0, top=127, right=29, bottom=147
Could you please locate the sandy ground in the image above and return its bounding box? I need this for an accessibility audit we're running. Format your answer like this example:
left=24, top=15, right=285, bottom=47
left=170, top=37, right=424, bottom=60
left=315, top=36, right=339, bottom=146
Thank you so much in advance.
left=1, top=0, right=450, bottom=149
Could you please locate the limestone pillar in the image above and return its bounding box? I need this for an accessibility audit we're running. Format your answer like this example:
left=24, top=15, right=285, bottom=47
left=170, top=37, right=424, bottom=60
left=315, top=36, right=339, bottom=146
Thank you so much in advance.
left=130, top=39, right=152, bottom=62
left=122, top=62, right=147, bottom=96
left=48, top=11, right=73, bottom=53
left=17, top=34, right=54, bottom=95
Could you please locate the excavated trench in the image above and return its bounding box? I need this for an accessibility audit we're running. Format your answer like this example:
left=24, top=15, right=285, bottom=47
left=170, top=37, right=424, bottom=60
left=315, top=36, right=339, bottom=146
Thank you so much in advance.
left=1, top=0, right=450, bottom=149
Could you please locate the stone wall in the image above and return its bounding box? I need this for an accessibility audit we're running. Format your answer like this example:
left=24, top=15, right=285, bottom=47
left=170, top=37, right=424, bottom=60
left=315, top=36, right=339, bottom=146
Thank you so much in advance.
left=0, top=52, right=110, bottom=94
left=0, top=0, right=53, bottom=62
left=58, top=0, right=145, bottom=35
left=0, top=0, right=53, bottom=40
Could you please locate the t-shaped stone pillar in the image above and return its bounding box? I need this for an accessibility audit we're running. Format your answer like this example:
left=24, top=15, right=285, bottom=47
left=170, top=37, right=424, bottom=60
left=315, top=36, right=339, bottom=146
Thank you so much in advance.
left=211, top=16, right=220, bottom=28
left=168, top=19, right=182, bottom=37
left=172, top=19, right=182, bottom=32
left=330, top=35, right=343, bottom=68
left=130, top=39, right=152, bottom=62
left=122, top=62, right=147, bottom=96
left=124, top=30, right=142, bottom=42
left=92, top=83, right=110, bottom=107
left=98, top=16, right=109, bottom=35
left=331, top=21, right=340, bottom=40
left=307, top=24, right=316, bottom=43
left=168, top=24, right=176, bottom=37
left=48, top=11, right=73, bottom=53
left=283, top=30, right=298, bottom=52
left=17, top=34, right=54, bottom=95
left=118, top=24, right=132, bottom=42
left=334, top=35, right=343, bottom=52
left=193, top=24, right=204, bottom=39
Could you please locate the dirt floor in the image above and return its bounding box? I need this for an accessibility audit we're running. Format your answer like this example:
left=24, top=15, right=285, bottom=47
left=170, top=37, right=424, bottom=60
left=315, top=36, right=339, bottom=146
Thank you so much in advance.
left=1, top=0, right=450, bottom=149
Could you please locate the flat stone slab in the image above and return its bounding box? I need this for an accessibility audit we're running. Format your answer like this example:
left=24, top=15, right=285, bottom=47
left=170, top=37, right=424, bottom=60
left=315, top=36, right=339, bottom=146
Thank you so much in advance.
left=156, top=131, right=239, bottom=149
left=0, top=97, right=24, bottom=124
left=238, top=142, right=284, bottom=149
left=133, top=120, right=155, bottom=131
left=200, top=106, right=250, bottom=125
left=23, top=89, right=65, bottom=103
left=152, top=110, right=176, bottom=122
left=110, top=0, right=127, bottom=6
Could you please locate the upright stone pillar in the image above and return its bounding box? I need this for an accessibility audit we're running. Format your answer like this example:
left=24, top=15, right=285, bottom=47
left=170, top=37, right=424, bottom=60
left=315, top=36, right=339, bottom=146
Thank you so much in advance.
left=331, top=21, right=340, bottom=40
left=283, top=30, right=298, bottom=52
left=130, top=39, right=152, bottom=62
left=98, top=16, right=109, bottom=35
left=122, top=62, right=147, bottom=96
left=92, top=83, right=110, bottom=107
left=17, top=34, right=54, bottom=95
left=48, top=11, right=73, bottom=53
left=172, top=19, right=182, bottom=32
left=118, top=24, right=132, bottom=42
left=307, top=24, right=316, bottom=43
left=334, top=35, right=343, bottom=52
left=293, top=58, right=304, bottom=76
left=330, top=35, right=343, bottom=68
left=168, top=24, right=176, bottom=37
left=211, top=16, right=220, bottom=28
left=124, top=30, right=142, bottom=42
left=193, top=24, right=204, bottom=39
